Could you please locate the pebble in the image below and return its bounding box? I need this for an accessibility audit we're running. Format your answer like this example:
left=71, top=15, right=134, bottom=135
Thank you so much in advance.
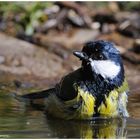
left=0, top=56, right=5, bottom=64
left=133, top=39, right=140, bottom=54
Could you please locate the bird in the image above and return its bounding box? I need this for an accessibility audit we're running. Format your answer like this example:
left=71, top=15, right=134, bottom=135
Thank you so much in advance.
left=17, top=40, right=129, bottom=120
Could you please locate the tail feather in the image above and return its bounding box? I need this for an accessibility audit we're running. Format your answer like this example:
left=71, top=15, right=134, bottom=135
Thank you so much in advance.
left=12, top=88, right=56, bottom=111
left=21, top=88, right=56, bottom=99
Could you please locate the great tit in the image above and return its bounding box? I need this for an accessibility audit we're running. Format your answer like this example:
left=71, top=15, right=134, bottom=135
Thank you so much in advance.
left=19, top=40, right=129, bottom=120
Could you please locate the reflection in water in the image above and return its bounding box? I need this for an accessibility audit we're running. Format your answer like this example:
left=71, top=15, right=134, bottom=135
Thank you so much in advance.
left=46, top=117, right=127, bottom=138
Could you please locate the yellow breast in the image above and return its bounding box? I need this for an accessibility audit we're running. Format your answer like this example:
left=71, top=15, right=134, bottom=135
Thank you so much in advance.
left=65, top=86, right=95, bottom=119
left=98, top=90, right=119, bottom=117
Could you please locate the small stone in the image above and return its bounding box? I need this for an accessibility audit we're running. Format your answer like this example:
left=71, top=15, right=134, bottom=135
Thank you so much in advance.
left=26, top=121, right=30, bottom=125
left=91, top=22, right=100, bottom=30
left=11, top=58, right=21, bottom=66
left=133, top=39, right=140, bottom=54
left=68, top=10, right=85, bottom=27
left=0, top=56, right=5, bottom=64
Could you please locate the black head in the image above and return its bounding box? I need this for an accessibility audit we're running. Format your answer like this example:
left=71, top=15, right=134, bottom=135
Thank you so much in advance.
left=74, top=40, right=121, bottom=63
left=73, top=40, right=124, bottom=80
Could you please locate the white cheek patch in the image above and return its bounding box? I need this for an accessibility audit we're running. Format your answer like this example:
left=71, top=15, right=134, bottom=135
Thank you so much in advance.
left=90, top=60, right=120, bottom=79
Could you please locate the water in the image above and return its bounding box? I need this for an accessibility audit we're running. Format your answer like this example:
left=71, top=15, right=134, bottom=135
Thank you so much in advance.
left=0, top=89, right=140, bottom=139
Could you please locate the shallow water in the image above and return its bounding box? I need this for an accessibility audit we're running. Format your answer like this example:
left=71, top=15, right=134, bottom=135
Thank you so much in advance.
left=0, top=89, right=140, bottom=138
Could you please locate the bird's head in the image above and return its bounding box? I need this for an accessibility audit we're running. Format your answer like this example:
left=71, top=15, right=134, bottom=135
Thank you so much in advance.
left=73, top=40, right=124, bottom=80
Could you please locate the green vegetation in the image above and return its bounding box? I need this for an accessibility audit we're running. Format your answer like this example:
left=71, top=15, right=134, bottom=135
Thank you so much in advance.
left=0, top=2, right=53, bottom=35
left=118, top=2, right=140, bottom=11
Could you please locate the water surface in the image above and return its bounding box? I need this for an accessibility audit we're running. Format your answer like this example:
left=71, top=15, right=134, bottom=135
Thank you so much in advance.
left=0, top=88, right=140, bottom=139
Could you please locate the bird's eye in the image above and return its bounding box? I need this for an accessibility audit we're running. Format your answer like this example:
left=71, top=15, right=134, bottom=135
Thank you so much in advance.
left=98, top=54, right=103, bottom=60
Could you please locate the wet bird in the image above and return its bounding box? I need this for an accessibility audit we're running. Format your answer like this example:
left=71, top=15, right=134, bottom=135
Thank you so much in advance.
left=18, top=40, right=129, bottom=120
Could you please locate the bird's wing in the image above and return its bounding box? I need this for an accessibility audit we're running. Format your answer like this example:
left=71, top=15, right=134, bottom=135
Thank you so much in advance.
left=55, top=68, right=83, bottom=101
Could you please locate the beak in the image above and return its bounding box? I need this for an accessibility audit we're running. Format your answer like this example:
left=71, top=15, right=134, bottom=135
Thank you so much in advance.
left=73, top=51, right=89, bottom=61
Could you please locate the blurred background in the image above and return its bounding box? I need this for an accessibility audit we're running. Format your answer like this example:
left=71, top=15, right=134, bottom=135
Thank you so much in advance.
left=0, top=2, right=140, bottom=81
left=0, top=1, right=140, bottom=138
